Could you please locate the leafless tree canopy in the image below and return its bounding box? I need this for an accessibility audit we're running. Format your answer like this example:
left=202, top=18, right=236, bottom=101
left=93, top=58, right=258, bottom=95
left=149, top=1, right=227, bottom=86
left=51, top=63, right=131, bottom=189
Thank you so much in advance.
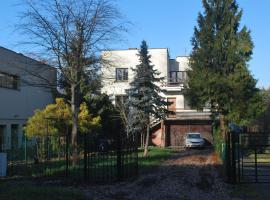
left=19, top=0, right=127, bottom=85
left=18, top=0, right=128, bottom=165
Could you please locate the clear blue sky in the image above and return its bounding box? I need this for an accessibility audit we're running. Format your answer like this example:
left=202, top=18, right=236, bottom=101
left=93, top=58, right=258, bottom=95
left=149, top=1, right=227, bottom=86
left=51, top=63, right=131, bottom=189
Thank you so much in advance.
left=0, top=0, right=269, bottom=88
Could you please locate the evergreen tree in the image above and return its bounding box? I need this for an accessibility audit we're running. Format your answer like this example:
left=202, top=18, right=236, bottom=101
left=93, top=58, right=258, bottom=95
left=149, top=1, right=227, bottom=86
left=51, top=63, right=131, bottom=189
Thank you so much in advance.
left=186, top=0, right=259, bottom=139
left=127, top=40, right=169, bottom=156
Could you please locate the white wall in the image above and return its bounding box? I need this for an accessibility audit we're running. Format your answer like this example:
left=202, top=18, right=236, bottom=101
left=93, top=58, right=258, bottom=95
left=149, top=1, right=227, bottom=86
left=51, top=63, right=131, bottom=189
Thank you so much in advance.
left=169, top=56, right=189, bottom=72
left=0, top=47, right=56, bottom=149
left=101, top=49, right=193, bottom=111
left=101, top=48, right=169, bottom=103
left=175, top=56, right=190, bottom=71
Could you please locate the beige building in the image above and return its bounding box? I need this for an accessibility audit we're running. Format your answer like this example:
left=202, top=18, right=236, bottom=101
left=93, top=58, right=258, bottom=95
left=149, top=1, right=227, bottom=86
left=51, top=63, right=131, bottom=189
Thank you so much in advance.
left=0, top=46, right=56, bottom=151
left=101, top=48, right=212, bottom=147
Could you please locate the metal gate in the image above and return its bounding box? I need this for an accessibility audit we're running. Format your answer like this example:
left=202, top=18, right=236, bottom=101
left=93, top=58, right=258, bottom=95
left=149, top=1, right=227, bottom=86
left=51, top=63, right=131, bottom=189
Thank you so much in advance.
left=87, top=133, right=138, bottom=182
left=229, top=132, right=270, bottom=183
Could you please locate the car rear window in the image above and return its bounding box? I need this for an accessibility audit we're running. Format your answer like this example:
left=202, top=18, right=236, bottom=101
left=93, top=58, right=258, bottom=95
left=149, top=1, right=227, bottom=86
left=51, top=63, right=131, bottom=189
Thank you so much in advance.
left=187, top=134, right=201, bottom=139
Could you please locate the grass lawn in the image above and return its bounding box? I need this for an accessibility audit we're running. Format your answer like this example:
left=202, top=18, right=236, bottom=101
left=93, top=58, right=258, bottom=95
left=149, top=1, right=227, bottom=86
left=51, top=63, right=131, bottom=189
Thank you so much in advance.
left=247, top=153, right=270, bottom=163
left=138, top=147, right=178, bottom=173
left=0, top=181, right=86, bottom=200
left=0, top=147, right=178, bottom=200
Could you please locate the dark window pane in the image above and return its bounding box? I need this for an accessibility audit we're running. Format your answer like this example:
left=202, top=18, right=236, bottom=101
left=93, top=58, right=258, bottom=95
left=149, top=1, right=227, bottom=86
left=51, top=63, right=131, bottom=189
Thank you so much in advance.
left=184, top=96, right=191, bottom=110
left=115, top=68, right=128, bottom=81
left=169, top=71, right=188, bottom=83
left=123, top=69, right=128, bottom=80
left=0, top=125, right=6, bottom=151
left=11, top=124, right=19, bottom=150
left=0, top=71, right=19, bottom=90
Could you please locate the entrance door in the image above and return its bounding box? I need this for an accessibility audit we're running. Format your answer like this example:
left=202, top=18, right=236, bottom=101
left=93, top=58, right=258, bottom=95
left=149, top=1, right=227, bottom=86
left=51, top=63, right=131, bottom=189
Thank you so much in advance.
left=167, top=98, right=176, bottom=118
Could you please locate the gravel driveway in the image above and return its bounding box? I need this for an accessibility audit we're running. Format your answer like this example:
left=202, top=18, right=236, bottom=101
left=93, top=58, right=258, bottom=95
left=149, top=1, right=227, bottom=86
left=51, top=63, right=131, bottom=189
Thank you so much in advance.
left=88, top=148, right=233, bottom=200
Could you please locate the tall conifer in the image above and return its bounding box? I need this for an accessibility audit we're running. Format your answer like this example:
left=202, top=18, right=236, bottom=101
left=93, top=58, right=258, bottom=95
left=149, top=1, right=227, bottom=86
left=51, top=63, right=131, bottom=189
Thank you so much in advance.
left=127, top=40, right=169, bottom=156
left=186, top=0, right=258, bottom=138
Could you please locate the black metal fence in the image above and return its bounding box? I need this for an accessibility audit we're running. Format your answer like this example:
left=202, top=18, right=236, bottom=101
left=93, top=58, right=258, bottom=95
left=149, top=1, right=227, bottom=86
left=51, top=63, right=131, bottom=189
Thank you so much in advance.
left=88, top=133, right=138, bottom=182
left=3, top=131, right=138, bottom=183
left=226, top=131, right=270, bottom=183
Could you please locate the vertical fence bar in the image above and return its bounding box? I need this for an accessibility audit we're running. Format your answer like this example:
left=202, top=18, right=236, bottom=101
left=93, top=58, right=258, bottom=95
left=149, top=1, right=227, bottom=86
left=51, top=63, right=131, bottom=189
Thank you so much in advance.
left=226, top=131, right=232, bottom=183
left=242, top=134, right=245, bottom=182
left=117, top=131, right=122, bottom=181
left=24, top=133, right=27, bottom=163
left=255, top=146, right=258, bottom=182
left=65, top=126, right=69, bottom=177
left=83, top=133, right=87, bottom=181
left=237, top=135, right=241, bottom=183
left=231, top=132, right=236, bottom=184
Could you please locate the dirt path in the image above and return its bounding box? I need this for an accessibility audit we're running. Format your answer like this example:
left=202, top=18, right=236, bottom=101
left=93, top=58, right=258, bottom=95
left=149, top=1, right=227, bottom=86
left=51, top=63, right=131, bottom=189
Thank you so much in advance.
left=88, top=149, right=233, bottom=200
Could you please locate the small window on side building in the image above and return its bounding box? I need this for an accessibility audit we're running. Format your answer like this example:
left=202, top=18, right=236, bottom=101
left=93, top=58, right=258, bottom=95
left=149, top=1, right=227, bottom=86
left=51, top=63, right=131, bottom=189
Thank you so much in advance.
left=0, top=71, right=20, bottom=90
left=115, top=68, right=128, bottom=81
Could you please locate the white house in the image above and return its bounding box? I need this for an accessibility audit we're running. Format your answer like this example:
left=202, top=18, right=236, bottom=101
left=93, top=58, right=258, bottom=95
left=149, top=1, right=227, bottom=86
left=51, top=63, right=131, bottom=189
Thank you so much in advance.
left=0, top=46, right=56, bottom=151
left=101, top=48, right=212, bottom=147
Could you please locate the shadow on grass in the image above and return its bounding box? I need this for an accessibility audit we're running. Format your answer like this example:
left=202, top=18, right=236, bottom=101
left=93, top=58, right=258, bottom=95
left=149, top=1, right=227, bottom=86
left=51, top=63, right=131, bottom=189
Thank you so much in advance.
left=0, top=181, right=86, bottom=200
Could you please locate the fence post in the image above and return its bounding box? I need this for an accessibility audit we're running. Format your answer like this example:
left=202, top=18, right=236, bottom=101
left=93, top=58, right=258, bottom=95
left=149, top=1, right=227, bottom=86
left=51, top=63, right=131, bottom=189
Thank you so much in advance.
left=83, top=133, right=87, bottom=181
left=231, top=131, right=236, bottom=184
left=116, top=131, right=122, bottom=181
left=225, top=131, right=232, bottom=183
left=65, top=126, right=69, bottom=177
left=255, top=146, right=258, bottom=182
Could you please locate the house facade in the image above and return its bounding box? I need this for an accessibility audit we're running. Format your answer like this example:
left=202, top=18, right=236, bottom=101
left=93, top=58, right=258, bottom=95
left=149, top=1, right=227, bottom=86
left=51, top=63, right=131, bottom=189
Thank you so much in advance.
left=101, top=48, right=212, bottom=147
left=0, top=46, right=56, bottom=151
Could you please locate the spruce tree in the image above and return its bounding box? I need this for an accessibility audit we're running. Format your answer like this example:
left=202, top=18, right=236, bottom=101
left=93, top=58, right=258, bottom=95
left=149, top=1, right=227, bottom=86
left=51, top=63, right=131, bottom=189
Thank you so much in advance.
left=127, top=40, right=169, bottom=156
left=186, top=0, right=259, bottom=139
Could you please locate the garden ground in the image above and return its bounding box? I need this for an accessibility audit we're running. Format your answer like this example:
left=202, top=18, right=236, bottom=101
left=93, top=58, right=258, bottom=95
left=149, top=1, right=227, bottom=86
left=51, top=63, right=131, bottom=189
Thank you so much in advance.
left=86, top=148, right=270, bottom=200
left=0, top=147, right=269, bottom=200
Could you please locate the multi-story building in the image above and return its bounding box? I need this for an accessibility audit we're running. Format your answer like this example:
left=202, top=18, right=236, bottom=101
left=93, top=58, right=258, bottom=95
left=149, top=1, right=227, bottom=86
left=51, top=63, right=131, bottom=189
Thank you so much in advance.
left=0, top=46, right=56, bottom=151
left=101, top=48, right=212, bottom=147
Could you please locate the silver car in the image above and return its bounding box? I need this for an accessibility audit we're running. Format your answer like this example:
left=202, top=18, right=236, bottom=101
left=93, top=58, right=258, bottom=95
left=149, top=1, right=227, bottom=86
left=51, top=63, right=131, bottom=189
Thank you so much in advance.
left=185, top=132, right=205, bottom=148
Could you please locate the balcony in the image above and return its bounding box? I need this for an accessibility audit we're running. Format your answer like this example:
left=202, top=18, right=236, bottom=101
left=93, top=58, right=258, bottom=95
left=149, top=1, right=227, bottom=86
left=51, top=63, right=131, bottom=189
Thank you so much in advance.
left=161, top=71, right=187, bottom=91
left=167, top=108, right=211, bottom=120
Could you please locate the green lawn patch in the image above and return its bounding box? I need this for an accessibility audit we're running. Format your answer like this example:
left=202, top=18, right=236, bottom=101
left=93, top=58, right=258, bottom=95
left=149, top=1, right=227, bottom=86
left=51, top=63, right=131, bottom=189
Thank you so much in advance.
left=0, top=181, right=86, bottom=200
left=7, top=147, right=178, bottom=182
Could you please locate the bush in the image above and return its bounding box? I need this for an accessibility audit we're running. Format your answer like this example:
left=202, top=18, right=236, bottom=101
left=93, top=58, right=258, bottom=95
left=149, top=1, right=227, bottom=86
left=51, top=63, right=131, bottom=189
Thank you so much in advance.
left=213, top=127, right=224, bottom=159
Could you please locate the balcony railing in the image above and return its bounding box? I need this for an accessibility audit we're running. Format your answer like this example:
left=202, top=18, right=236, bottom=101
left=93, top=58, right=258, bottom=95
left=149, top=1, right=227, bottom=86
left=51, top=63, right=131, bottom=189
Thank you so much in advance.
left=167, top=109, right=211, bottom=120
left=161, top=71, right=188, bottom=87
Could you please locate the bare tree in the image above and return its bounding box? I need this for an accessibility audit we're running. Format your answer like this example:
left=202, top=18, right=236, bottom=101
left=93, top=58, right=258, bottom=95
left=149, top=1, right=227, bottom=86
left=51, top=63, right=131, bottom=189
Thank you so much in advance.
left=18, top=0, right=127, bottom=165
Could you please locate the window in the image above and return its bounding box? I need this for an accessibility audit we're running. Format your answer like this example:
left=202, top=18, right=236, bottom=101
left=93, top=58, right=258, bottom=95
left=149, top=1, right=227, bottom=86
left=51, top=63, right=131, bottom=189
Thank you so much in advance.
left=169, top=71, right=187, bottom=83
left=0, top=125, right=6, bottom=151
left=115, top=68, right=128, bottom=81
left=0, top=71, right=20, bottom=90
left=184, top=96, right=191, bottom=110
left=167, top=98, right=176, bottom=118
left=11, top=124, right=19, bottom=150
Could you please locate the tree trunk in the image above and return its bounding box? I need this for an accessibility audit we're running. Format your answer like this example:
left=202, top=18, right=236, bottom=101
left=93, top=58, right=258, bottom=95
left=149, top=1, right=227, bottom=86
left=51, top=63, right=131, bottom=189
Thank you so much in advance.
left=220, top=114, right=227, bottom=140
left=143, top=122, right=150, bottom=157
left=71, top=84, right=78, bottom=166
left=141, top=133, right=144, bottom=148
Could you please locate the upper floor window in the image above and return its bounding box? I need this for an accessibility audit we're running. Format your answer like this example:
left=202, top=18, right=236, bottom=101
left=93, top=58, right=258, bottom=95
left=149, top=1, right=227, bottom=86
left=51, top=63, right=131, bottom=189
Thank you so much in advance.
left=115, top=68, right=128, bottom=81
left=0, top=71, right=20, bottom=90
left=169, top=71, right=187, bottom=83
